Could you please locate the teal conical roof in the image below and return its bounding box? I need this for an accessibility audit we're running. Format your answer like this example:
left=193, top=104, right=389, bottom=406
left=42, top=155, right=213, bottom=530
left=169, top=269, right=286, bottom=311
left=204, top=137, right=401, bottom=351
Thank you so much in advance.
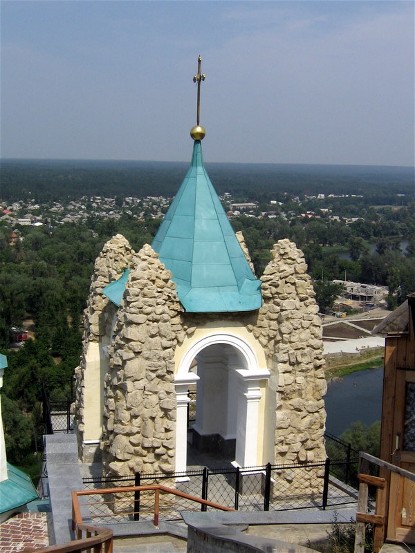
left=152, top=141, right=262, bottom=313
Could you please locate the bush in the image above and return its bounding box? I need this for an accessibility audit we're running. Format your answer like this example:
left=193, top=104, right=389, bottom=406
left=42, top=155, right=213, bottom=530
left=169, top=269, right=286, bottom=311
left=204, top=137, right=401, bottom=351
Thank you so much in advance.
left=310, top=512, right=373, bottom=553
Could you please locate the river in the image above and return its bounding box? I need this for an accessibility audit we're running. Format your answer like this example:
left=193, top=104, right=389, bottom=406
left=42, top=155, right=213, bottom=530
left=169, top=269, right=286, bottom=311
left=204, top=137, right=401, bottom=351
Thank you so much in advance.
left=338, top=240, right=409, bottom=260
left=324, top=366, right=383, bottom=436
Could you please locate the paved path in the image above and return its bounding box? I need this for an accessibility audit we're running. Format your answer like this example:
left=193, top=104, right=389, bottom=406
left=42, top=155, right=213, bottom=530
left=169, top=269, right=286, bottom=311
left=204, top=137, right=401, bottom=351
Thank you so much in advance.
left=381, top=544, right=415, bottom=552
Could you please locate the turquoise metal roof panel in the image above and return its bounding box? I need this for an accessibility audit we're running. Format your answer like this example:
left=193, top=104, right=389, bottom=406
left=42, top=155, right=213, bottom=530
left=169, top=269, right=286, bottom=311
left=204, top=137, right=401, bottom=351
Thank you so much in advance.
left=192, top=264, right=237, bottom=287
left=165, top=259, right=192, bottom=282
left=224, top=236, right=246, bottom=258
left=102, top=269, right=130, bottom=307
left=166, top=216, right=195, bottom=239
left=0, top=464, right=38, bottom=514
left=193, top=243, right=230, bottom=265
left=159, top=237, right=194, bottom=262
left=0, top=354, right=7, bottom=370
left=152, top=140, right=262, bottom=313
left=193, top=220, right=224, bottom=242
left=174, top=184, right=196, bottom=215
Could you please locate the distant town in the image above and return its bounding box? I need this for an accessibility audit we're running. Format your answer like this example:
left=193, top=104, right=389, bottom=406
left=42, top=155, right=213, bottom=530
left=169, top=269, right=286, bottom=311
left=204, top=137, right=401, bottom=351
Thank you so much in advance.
left=1, top=190, right=370, bottom=228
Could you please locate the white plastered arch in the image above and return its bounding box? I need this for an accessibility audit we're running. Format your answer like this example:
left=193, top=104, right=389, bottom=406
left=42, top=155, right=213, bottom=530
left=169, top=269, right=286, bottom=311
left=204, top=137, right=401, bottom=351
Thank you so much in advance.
left=174, top=331, right=270, bottom=475
left=177, top=332, right=260, bottom=378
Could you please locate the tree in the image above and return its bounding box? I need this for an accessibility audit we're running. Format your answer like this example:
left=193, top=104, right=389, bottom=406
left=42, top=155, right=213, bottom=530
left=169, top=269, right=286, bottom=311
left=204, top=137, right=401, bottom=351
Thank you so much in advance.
left=2, top=394, right=35, bottom=465
left=349, top=236, right=369, bottom=261
left=313, top=280, right=343, bottom=313
left=340, top=421, right=381, bottom=457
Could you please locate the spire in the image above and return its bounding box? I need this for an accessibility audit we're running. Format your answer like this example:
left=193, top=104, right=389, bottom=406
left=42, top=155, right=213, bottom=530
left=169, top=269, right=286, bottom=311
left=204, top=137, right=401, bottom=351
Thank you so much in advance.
left=104, top=55, right=262, bottom=313
left=152, top=55, right=262, bottom=312
left=190, top=55, right=206, bottom=141
left=152, top=140, right=262, bottom=313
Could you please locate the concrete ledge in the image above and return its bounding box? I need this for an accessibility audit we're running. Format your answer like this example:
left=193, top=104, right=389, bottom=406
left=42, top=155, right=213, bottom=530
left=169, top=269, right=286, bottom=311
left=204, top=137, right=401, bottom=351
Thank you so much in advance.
left=182, top=509, right=357, bottom=553
left=184, top=513, right=316, bottom=553
left=45, top=434, right=84, bottom=545
left=182, top=508, right=356, bottom=527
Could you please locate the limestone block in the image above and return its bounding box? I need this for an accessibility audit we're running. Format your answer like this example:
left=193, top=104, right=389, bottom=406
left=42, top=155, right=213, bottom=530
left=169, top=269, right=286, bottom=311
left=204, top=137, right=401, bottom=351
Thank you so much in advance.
left=143, top=395, right=159, bottom=410
left=108, top=461, right=133, bottom=477
left=124, top=358, right=146, bottom=381
left=127, top=314, right=148, bottom=324
left=129, top=342, right=143, bottom=353
left=110, top=435, right=134, bottom=460
left=290, top=398, right=304, bottom=410
left=159, top=462, right=175, bottom=474
left=126, top=390, right=144, bottom=409
left=163, top=438, right=175, bottom=449
left=123, top=325, right=148, bottom=342
left=160, top=398, right=175, bottom=410
left=142, top=438, right=154, bottom=448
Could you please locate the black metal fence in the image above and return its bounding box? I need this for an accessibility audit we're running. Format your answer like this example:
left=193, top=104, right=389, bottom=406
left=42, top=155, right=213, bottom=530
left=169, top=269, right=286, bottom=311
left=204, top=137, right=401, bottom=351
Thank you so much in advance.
left=325, top=432, right=360, bottom=486
left=42, top=385, right=73, bottom=434
left=43, top=391, right=360, bottom=521
left=82, top=456, right=359, bottom=523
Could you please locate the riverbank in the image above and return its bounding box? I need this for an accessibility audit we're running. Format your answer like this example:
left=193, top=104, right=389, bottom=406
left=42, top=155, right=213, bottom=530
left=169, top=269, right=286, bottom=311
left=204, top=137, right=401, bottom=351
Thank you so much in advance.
left=324, top=339, right=384, bottom=380
left=325, top=353, right=383, bottom=380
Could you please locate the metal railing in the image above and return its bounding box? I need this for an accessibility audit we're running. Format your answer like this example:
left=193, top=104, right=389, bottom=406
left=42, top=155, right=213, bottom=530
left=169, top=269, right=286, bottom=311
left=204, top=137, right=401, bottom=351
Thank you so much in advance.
left=42, top=385, right=74, bottom=434
left=83, top=457, right=357, bottom=521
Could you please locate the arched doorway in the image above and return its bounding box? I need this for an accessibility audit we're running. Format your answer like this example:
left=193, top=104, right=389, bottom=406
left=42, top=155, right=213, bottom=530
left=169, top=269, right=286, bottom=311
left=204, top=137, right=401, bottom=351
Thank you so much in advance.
left=174, top=333, right=270, bottom=474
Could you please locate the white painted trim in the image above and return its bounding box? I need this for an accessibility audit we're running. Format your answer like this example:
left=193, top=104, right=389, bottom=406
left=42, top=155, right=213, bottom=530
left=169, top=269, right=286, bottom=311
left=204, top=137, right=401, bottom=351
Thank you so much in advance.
left=177, top=333, right=259, bottom=376
left=235, top=368, right=271, bottom=381
left=174, top=373, right=200, bottom=385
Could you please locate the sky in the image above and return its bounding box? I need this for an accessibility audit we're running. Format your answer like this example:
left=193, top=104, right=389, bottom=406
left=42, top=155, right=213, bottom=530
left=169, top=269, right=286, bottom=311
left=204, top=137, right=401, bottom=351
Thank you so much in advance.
left=1, top=0, right=414, bottom=166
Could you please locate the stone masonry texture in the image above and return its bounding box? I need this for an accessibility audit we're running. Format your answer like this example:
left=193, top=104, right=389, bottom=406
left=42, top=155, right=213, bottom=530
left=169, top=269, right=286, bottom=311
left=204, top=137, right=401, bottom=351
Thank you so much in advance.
left=76, top=236, right=326, bottom=497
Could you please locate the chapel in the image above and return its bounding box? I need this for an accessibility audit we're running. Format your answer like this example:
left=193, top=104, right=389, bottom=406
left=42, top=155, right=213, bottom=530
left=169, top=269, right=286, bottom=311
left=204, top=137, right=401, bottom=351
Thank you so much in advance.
left=74, top=57, right=327, bottom=491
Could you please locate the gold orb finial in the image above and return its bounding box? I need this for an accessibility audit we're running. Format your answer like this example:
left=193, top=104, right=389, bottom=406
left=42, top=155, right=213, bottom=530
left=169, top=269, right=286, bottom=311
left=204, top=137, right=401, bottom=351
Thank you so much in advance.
left=191, top=55, right=206, bottom=141
left=190, top=125, right=206, bottom=141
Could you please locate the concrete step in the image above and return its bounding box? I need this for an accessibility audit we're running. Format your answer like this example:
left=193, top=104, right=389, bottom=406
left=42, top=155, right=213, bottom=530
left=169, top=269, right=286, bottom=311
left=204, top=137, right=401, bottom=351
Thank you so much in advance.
left=113, top=535, right=187, bottom=552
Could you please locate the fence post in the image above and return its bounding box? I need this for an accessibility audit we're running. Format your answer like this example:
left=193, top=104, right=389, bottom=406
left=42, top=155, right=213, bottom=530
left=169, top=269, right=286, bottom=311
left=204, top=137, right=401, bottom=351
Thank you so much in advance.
left=201, top=467, right=208, bottom=511
left=322, top=458, right=330, bottom=510
left=134, top=473, right=141, bottom=521
left=263, top=463, right=271, bottom=511
left=42, top=386, right=53, bottom=435
left=66, top=401, right=71, bottom=433
left=154, top=488, right=160, bottom=527
left=234, top=467, right=240, bottom=510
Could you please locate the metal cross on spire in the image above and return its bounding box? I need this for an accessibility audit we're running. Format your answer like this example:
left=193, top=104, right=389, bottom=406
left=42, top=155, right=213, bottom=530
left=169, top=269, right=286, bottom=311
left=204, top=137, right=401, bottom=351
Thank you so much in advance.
left=193, top=55, right=206, bottom=127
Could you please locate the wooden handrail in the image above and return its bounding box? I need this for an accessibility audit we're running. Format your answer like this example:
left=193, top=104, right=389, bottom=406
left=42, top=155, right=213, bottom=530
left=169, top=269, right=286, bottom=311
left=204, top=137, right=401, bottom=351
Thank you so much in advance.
left=24, top=524, right=113, bottom=553
left=354, top=452, right=415, bottom=553
left=73, top=483, right=234, bottom=526
left=359, top=452, right=415, bottom=482
left=26, top=483, right=232, bottom=552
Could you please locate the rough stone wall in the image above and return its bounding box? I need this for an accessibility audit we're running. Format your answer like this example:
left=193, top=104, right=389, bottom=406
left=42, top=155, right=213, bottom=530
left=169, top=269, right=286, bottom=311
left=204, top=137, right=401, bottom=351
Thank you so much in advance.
left=235, top=231, right=256, bottom=274
left=254, top=239, right=327, bottom=491
left=82, top=234, right=135, bottom=341
left=74, top=234, right=135, bottom=458
left=258, top=239, right=327, bottom=462
left=102, top=244, right=183, bottom=478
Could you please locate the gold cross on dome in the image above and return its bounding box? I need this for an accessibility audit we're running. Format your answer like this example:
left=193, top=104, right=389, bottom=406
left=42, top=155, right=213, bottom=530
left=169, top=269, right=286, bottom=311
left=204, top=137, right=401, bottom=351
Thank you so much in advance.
left=193, top=55, right=206, bottom=126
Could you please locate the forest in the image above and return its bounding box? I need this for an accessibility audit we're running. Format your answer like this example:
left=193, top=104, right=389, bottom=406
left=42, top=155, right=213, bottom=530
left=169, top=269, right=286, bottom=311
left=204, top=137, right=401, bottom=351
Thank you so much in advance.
left=1, top=158, right=413, bottom=204
left=0, top=159, right=414, bottom=475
